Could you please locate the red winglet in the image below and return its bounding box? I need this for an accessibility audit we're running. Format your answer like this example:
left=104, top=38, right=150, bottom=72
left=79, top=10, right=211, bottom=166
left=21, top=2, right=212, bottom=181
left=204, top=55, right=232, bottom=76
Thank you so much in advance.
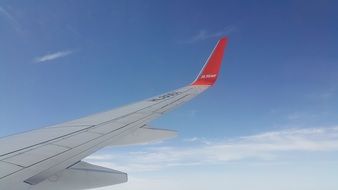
left=191, top=37, right=228, bottom=86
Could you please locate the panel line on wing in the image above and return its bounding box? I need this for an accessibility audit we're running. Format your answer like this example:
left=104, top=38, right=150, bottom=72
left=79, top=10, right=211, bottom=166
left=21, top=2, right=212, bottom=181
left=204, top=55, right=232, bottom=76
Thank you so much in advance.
left=0, top=87, right=198, bottom=181
left=0, top=88, right=198, bottom=181
left=0, top=87, right=194, bottom=159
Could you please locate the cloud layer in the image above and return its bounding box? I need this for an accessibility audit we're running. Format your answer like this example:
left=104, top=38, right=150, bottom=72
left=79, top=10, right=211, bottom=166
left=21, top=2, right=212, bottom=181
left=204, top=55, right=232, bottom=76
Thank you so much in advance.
left=86, top=126, right=338, bottom=172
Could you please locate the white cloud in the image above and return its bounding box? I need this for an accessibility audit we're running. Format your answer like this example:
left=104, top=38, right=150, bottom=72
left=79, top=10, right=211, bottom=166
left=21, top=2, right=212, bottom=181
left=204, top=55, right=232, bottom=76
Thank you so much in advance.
left=34, top=50, right=74, bottom=63
left=86, top=126, right=338, bottom=173
left=182, top=26, right=236, bottom=43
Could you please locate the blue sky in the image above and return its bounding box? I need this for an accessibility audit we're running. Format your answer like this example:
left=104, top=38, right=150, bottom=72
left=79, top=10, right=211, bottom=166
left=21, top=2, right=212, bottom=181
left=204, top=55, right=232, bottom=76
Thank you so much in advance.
left=1, top=0, right=338, bottom=189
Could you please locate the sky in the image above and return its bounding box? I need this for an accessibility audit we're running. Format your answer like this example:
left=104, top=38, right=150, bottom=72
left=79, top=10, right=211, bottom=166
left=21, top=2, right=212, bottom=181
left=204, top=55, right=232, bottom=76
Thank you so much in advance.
left=1, top=0, right=338, bottom=189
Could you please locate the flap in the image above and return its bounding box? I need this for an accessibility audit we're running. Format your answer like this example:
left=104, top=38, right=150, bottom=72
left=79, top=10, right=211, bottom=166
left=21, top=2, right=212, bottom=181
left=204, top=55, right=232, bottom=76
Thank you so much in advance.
left=110, top=125, right=177, bottom=146
left=27, top=161, right=127, bottom=190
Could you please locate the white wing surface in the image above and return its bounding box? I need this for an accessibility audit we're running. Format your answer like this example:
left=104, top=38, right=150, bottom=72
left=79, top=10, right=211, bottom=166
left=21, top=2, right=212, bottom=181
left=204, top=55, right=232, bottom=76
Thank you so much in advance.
left=0, top=37, right=228, bottom=190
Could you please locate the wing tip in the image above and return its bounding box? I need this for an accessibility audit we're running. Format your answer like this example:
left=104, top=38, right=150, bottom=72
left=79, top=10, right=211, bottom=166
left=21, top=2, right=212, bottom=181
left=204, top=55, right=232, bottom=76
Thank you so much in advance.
left=191, top=36, right=228, bottom=86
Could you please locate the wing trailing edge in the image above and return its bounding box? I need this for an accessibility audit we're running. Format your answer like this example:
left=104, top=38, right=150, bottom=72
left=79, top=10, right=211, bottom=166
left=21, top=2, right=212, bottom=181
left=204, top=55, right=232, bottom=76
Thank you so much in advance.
left=109, top=125, right=177, bottom=146
left=26, top=161, right=127, bottom=190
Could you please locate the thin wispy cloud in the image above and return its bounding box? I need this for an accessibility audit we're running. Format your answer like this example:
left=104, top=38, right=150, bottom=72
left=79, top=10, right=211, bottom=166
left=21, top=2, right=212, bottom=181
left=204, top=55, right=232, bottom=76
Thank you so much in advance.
left=34, top=50, right=74, bottom=63
left=183, top=137, right=212, bottom=145
left=86, top=126, right=338, bottom=172
left=0, top=6, right=20, bottom=31
left=181, top=26, right=236, bottom=44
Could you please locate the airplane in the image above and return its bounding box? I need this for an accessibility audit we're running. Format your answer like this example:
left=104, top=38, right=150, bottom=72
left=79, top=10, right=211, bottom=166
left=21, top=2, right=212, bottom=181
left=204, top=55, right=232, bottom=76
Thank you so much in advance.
left=0, top=37, right=228, bottom=190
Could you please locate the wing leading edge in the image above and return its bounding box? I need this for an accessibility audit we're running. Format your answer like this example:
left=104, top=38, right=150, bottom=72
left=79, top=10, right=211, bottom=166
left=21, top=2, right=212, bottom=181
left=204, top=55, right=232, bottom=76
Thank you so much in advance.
left=0, top=37, right=228, bottom=190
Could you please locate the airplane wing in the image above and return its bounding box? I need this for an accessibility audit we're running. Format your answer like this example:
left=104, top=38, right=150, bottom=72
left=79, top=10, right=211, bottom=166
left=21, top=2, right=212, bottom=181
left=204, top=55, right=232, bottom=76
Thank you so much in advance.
left=0, top=37, right=228, bottom=190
